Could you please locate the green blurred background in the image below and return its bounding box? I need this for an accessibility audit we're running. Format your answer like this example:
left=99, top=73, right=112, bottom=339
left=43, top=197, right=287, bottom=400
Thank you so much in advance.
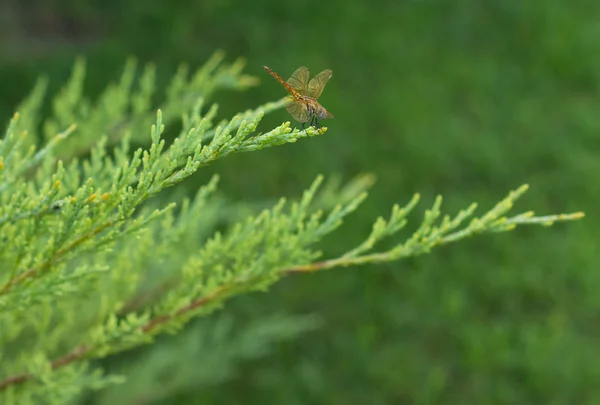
left=1, top=0, right=599, bottom=403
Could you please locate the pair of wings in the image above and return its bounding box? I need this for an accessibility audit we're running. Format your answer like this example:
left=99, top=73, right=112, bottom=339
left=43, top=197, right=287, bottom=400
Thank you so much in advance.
left=286, top=66, right=332, bottom=100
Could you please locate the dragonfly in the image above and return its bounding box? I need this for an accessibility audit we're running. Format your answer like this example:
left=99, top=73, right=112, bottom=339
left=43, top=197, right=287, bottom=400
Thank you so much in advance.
left=263, top=65, right=333, bottom=131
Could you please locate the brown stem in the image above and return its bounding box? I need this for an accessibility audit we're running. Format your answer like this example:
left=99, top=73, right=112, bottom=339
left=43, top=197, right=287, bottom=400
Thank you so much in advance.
left=118, top=276, right=180, bottom=315
left=0, top=257, right=339, bottom=392
left=0, top=220, right=114, bottom=296
left=142, top=285, right=228, bottom=333
left=0, top=283, right=231, bottom=391
left=0, top=345, right=90, bottom=391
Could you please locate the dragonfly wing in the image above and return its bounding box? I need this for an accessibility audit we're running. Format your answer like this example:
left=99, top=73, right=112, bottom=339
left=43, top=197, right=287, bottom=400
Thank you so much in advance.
left=286, top=100, right=310, bottom=123
left=307, top=69, right=332, bottom=99
left=286, top=66, right=310, bottom=95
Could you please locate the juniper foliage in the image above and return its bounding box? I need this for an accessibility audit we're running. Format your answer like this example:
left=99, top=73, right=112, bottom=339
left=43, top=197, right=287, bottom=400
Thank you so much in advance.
left=0, top=52, right=584, bottom=404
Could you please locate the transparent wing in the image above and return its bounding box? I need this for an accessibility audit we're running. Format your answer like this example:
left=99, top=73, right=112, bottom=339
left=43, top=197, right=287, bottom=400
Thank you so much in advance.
left=286, top=100, right=310, bottom=123
left=286, top=66, right=310, bottom=95
left=307, top=69, right=332, bottom=99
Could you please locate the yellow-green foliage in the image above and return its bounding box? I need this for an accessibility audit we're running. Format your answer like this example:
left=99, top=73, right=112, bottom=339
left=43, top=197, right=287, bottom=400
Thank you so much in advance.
left=0, top=53, right=584, bottom=404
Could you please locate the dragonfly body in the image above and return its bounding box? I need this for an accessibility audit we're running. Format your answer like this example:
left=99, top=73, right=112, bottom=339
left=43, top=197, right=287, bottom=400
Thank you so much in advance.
left=305, top=96, right=330, bottom=120
left=263, top=65, right=333, bottom=129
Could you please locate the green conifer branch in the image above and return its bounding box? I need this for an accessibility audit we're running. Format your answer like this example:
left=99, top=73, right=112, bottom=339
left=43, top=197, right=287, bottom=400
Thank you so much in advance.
left=0, top=54, right=585, bottom=401
left=0, top=176, right=583, bottom=392
left=0, top=108, right=324, bottom=301
left=284, top=185, right=584, bottom=273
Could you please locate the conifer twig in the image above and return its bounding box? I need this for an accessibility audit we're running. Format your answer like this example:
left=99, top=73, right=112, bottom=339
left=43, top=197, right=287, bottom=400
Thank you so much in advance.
left=282, top=211, right=585, bottom=274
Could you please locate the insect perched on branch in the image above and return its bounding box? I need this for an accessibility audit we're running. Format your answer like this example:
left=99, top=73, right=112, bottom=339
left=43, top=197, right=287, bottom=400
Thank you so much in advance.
left=263, top=65, right=333, bottom=131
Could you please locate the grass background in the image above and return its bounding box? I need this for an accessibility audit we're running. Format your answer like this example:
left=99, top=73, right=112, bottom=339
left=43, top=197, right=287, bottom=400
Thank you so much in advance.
left=1, top=0, right=599, bottom=403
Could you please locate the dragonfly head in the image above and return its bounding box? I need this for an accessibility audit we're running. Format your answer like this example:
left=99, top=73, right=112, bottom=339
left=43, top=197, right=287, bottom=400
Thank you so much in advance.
left=317, top=107, right=333, bottom=120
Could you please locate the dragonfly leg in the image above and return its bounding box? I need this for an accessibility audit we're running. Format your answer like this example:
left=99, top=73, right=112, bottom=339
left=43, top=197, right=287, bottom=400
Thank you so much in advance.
left=304, top=118, right=312, bottom=138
